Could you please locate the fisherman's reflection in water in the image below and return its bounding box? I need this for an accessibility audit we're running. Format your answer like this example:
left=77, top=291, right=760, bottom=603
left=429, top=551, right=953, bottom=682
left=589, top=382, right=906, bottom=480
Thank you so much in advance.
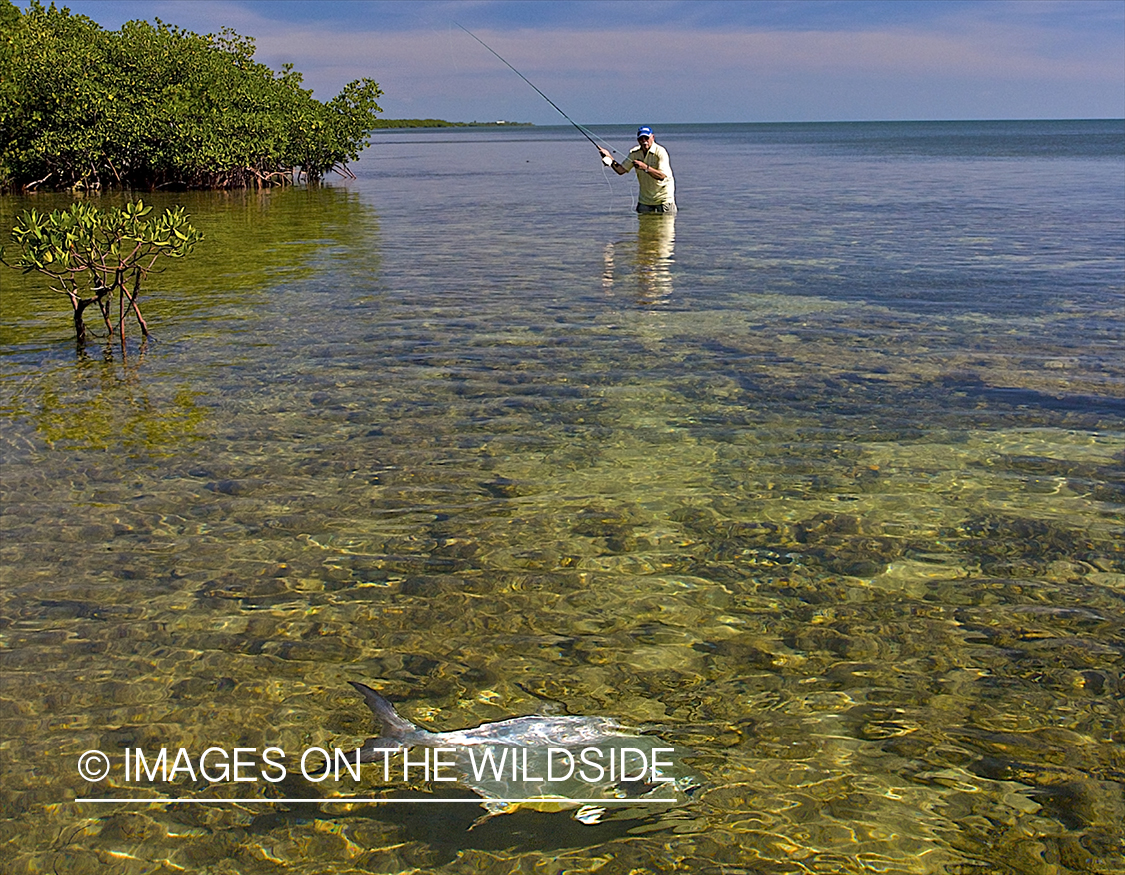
left=602, top=213, right=675, bottom=305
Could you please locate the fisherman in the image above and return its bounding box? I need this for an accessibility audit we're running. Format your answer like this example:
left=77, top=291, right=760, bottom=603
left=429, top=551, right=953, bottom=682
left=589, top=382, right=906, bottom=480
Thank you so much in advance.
left=599, top=127, right=676, bottom=213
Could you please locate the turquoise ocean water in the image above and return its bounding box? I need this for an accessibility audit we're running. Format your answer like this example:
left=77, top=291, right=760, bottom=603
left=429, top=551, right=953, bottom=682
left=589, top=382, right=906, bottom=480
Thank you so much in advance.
left=0, top=120, right=1123, bottom=873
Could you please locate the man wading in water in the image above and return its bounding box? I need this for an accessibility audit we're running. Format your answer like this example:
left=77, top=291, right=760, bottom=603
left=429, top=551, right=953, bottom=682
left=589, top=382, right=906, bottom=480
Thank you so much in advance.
left=599, top=127, right=677, bottom=213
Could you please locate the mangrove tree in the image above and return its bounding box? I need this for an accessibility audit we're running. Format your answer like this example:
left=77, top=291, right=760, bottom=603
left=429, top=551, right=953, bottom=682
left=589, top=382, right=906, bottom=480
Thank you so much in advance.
left=3, top=199, right=202, bottom=349
left=0, top=0, right=384, bottom=190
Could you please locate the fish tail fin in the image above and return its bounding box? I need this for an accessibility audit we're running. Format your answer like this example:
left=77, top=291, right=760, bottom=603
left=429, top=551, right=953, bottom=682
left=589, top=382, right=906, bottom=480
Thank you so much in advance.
left=349, top=681, right=417, bottom=737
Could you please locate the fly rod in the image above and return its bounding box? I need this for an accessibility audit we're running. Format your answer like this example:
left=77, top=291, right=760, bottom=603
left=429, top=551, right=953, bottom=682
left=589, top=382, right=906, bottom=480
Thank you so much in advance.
left=455, top=22, right=617, bottom=159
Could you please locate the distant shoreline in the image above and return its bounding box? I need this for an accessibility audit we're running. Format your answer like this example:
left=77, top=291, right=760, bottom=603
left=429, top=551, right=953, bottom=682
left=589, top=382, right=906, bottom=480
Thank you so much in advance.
left=369, top=119, right=534, bottom=129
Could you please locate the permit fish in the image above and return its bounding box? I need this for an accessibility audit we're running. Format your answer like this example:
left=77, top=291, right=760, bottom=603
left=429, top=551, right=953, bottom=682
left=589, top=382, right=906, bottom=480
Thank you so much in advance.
left=346, top=681, right=699, bottom=825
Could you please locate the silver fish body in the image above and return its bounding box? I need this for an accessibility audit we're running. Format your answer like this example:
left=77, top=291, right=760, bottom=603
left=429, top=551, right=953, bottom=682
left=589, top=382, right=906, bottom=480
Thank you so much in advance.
left=346, top=681, right=699, bottom=824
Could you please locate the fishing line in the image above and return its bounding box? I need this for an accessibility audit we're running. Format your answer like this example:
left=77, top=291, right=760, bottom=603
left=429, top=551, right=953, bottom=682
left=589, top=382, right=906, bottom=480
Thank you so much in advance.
left=455, top=22, right=617, bottom=156
left=600, top=157, right=633, bottom=214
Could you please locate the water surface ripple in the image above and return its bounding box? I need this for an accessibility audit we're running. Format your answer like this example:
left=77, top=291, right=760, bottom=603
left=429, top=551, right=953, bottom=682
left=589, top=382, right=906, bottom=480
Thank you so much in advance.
left=1, top=120, right=1123, bottom=874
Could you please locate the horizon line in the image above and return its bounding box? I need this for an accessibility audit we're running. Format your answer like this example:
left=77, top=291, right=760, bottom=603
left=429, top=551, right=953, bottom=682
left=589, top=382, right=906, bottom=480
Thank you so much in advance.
left=372, top=116, right=1125, bottom=127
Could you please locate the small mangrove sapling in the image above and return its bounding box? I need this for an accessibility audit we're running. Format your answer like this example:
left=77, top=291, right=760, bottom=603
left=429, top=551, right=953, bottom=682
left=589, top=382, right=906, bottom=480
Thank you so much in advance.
left=3, top=200, right=202, bottom=349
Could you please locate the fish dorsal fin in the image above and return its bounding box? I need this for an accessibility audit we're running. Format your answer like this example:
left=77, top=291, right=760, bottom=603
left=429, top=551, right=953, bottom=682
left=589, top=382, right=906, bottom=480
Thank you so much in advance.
left=348, top=681, right=418, bottom=737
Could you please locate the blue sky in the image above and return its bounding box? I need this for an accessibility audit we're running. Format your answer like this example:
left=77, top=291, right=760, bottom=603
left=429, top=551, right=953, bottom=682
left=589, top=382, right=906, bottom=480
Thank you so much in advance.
left=27, top=1, right=1125, bottom=123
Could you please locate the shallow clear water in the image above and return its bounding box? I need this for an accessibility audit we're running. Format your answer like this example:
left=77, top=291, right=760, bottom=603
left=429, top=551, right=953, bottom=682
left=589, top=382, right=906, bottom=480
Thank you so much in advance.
left=1, top=120, right=1123, bottom=874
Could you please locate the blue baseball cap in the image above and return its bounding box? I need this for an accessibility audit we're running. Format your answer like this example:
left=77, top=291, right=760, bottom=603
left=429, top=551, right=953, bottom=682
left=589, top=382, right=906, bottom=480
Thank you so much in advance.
left=637, top=126, right=653, bottom=137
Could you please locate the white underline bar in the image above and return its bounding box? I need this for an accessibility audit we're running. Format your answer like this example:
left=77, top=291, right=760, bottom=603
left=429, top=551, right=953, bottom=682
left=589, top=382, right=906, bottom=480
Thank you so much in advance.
left=80, top=797, right=677, bottom=804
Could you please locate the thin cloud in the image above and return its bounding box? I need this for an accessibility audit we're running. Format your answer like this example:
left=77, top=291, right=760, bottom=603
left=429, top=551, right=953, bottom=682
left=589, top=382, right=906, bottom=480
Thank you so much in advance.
left=24, top=0, right=1125, bottom=121
left=245, top=23, right=1121, bottom=118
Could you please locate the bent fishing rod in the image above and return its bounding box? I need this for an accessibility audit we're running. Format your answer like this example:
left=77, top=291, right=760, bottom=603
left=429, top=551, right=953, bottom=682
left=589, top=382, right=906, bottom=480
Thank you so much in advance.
left=455, top=23, right=617, bottom=159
